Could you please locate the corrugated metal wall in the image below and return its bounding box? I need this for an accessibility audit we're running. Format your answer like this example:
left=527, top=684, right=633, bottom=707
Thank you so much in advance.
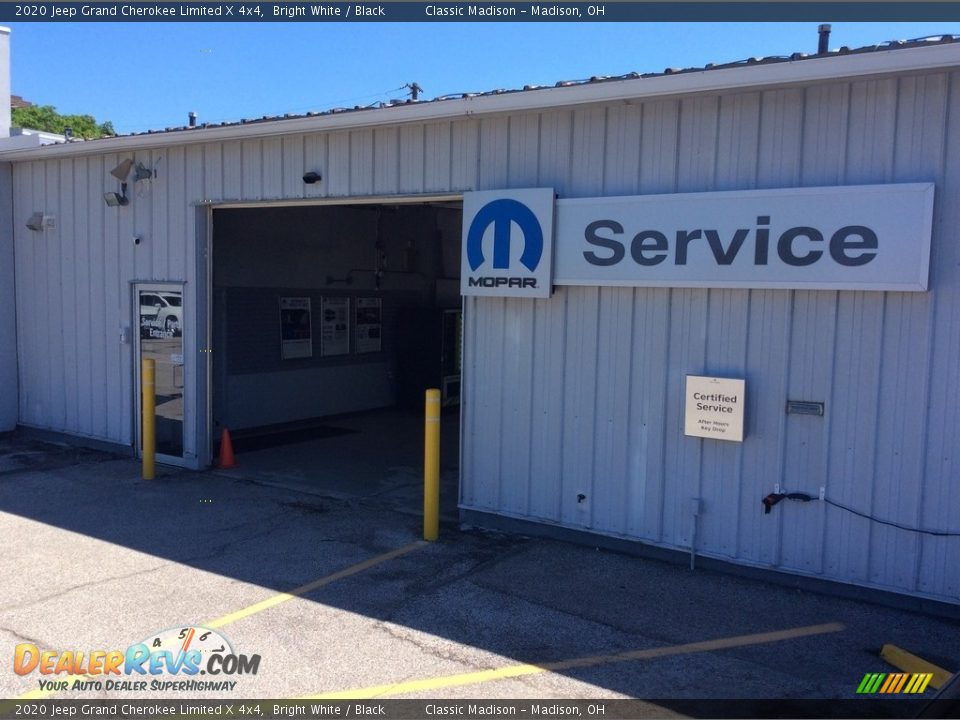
left=10, top=65, right=959, bottom=601
left=10, top=120, right=478, bottom=459
left=460, top=70, right=960, bottom=604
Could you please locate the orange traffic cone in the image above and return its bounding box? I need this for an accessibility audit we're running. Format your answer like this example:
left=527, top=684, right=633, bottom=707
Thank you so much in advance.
left=217, top=428, right=238, bottom=469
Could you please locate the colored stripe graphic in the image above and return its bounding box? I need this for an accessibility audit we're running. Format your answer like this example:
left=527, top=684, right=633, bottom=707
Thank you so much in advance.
left=858, top=672, right=935, bottom=694
left=879, top=674, right=896, bottom=693
left=856, top=674, right=875, bottom=694
left=893, top=673, right=910, bottom=693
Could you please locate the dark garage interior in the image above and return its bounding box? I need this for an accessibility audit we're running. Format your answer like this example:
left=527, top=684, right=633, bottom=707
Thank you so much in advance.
left=209, top=201, right=463, bottom=512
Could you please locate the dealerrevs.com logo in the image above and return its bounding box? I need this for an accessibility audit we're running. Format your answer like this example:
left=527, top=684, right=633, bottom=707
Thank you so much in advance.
left=460, top=188, right=555, bottom=298
left=14, top=626, right=259, bottom=693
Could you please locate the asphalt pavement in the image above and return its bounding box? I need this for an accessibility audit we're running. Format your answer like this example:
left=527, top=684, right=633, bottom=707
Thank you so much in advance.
left=1, top=432, right=957, bottom=716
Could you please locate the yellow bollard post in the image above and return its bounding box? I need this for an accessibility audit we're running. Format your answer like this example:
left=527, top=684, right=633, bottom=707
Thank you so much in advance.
left=142, top=359, right=156, bottom=481
left=424, top=388, right=441, bottom=541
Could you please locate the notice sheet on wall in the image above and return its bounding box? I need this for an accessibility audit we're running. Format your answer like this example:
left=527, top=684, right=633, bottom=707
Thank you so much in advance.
left=279, top=297, right=312, bottom=360
left=684, top=375, right=746, bottom=442
left=356, top=297, right=382, bottom=354
left=321, top=297, right=350, bottom=356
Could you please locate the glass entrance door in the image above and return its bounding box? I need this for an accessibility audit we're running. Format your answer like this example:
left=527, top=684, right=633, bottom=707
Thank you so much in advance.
left=135, top=283, right=186, bottom=465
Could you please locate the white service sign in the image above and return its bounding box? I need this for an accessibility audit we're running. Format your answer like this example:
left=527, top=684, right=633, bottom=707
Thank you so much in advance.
left=685, top=376, right=746, bottom=442
left=461, top=188, right=555, bottom=298
left=550, top=184, right=934, bottom=291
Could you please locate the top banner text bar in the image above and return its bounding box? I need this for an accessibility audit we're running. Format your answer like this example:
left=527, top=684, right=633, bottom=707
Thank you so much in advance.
left=3, top=3, right=960, bottom=22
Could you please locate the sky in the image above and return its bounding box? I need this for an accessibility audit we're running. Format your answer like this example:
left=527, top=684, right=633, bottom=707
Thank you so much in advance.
left=6, top=19, right=960, bottom=134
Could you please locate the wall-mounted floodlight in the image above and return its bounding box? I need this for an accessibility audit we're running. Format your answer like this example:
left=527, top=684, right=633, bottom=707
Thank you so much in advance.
left=26, top=212, right=45, bottom=231
left=302, top=171, right=322, bottom=184
left=26, top=212, right=56, bottom=231
left=110, top=158, right=134, bottom=181
left=104, top=184, right=129, bottom=207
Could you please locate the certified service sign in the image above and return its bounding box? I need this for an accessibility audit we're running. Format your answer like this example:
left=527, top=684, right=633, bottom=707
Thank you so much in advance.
left=685, top=376, right=746, bottom=442
left=461, top=188, right=555, bottom=298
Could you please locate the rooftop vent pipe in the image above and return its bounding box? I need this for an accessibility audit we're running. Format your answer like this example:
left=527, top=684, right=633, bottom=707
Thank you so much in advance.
left=818, top=24, right=832, bottom=54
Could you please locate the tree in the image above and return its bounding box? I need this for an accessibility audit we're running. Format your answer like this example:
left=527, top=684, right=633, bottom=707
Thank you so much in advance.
left=11, top=105, right=115, bottom=139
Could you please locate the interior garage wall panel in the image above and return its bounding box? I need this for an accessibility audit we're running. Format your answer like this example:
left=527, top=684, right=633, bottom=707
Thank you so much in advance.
left=225, top=363, right=394, bottom=430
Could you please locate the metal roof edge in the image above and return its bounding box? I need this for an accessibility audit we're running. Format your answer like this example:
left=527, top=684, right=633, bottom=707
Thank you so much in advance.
left=3, top=41, right=960, bottom=163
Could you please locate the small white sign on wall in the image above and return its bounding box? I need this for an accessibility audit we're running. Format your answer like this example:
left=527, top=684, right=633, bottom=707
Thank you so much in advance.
left=321, top=297, right=350, bottom=357
left=685, top=376, right=746, bottom=442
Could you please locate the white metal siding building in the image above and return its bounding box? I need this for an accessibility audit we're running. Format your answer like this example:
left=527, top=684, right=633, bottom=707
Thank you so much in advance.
left=2, top=38, right=959, bottom=607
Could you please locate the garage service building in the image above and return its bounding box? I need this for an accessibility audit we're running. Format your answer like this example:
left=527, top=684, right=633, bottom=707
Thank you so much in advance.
left=1, top=31, right=959, bottom=608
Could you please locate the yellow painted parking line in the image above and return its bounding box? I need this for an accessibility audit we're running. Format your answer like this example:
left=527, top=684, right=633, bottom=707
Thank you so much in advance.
left=304, top=621, right=846, bottom=699
left=13, top=541, right=426, bottom=701
left=881, top=644, right=954, bottom=690
left=205, top=541, right=425, bottom=628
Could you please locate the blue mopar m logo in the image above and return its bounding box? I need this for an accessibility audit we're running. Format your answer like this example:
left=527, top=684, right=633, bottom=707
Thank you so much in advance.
left=467, top=198, right=544, bottom=272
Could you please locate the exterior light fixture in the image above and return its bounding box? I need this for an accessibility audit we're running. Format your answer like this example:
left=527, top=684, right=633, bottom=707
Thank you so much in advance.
left=110, top=158, right=134, bottom=181
left=26, top=212, right=45, bottom=231
left=302, top=171, right=322, bottom=184
left=104, top=184, right=129, bottom=207
left=133, top=162, right=155, bottom=182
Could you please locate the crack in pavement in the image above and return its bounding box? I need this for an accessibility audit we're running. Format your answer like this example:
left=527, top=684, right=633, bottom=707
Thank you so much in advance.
left=0, top=626, right=47, bottom=647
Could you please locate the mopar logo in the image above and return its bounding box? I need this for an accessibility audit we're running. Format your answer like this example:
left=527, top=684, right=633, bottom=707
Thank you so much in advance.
left=466, top=198, right=544, bottom=272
